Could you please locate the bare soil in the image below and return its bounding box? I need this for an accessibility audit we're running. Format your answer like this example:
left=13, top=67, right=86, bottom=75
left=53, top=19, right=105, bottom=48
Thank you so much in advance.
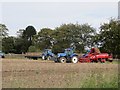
left=2, top=59, right=118, bottom=88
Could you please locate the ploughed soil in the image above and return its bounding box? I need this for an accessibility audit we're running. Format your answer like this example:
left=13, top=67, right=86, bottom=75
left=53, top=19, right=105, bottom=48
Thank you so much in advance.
left=2, top=59, right=118, bottom=88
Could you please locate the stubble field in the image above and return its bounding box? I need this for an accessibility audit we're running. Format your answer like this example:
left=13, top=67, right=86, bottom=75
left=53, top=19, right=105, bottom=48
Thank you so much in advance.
left=2, top=59, right=119, bottom=88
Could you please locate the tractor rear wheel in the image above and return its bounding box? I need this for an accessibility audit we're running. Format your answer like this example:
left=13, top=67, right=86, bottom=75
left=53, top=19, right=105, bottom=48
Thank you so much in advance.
left=71, top=56, right=78, bottom=63
left=59, top=57, right=66, bottom=63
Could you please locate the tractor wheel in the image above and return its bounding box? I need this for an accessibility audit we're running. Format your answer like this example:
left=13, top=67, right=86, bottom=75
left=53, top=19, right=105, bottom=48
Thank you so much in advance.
left=54, top=60, right=58, bottom=63
left=2, top=56, right=5, bottom=58
left=42, top=55, right=46, bottom=60
left=59, top=57, right=67, bottom=63
left=71, top=56, right=78, bottom=63
left=47, top=56, right=51, bottom=60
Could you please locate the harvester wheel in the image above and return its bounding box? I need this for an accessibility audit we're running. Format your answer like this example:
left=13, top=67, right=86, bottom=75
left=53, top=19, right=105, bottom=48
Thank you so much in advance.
left=101, top=59, right=105, bottom=63
left=59, top=57, right=66, bottom=63
left=108, top=58, right=113, bottom=62
left=99, top=58, right=105, bottom=63
left=109, top=60, right=113, bottom=62
left=71, top=56, right=78, bottom=63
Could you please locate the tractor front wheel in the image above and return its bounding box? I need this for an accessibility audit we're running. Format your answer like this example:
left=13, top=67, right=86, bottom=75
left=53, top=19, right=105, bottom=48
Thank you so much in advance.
left=42, top=55, right=46, bottom=60
left=47, top=56, right=52, bottom=60
left=71, top=56, right=78, bottom=63
left=59, top=57, right=66, bottom=63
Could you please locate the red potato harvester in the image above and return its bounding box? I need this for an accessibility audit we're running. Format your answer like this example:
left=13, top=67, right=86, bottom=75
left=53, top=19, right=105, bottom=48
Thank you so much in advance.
left=79, top=48, right=113, bottom=63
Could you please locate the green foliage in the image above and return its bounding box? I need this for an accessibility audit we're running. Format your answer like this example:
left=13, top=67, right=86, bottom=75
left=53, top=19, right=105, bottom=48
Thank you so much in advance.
left=24, top=26, right=37, bottom=42
left=52, top=23, right=96, bottom=53
left=14, top=38, right=30, bottom=54
left=16, top=29, right=25, bottom=38
left=3, top=19, right=120, bottom=56
left=34, top=23, right=96, bottom=53
left=2, top=37, right=14, bottom=53
left=28, top=46, right=37, bottom=52
left=0, top=24, right=8, bottom=37
left=33, top=28, right=54, bottom=50
left=10, top=26, right=37, bottom=54
left=95, top=19, right=120, bottom=58
left=2, top=25, right=37, bottom=54
left=0, top=24, right=9, bottom=51
left=2, top=36, right=30, bottom=54
left=81, top=73, right=118, bottom=88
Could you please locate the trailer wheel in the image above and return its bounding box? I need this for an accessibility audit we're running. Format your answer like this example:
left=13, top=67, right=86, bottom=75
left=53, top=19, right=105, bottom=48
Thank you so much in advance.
left=71, top=56, right=78, bottom=63
left=59, top=57, right=66, bottom=63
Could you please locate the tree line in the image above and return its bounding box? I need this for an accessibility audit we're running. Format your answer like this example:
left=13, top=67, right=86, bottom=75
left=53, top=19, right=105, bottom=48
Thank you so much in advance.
left=0, top=19, right=120, bottom=58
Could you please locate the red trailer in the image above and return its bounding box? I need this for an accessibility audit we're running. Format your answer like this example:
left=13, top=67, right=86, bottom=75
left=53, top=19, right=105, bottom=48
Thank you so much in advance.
left=79, top=48, right=113, bottom=63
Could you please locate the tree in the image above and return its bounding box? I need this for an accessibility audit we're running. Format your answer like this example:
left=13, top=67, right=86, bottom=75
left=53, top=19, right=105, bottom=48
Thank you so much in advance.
left=33, top=23, right=96, bottom=53
left=16, top=29, right=25, bottom=38
left=28, top=46, right=37, bottom=52
left=95, top=19, right=120, bottom=58
left=14, top=38, right=30, bottom=54
left=33, top=28, right=54, bottom=50
left=15, top=27, right=37, bottom=53
left=2, top=37, right=15, bottom=53
left=0, top=24, right=8, bottom=37
left=52, top=23, right=96, bottom=53
left=0, top=24, right=8, bottom=51
left=25, top=26, right=37, bottom=42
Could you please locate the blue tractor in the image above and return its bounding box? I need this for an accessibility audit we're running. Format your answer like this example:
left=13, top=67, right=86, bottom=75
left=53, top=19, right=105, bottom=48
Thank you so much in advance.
left=54, top=47, right=78, bottom=63
left=42, top=49, right=55, bottom=60
left=0, top=51, right=5, bottom=58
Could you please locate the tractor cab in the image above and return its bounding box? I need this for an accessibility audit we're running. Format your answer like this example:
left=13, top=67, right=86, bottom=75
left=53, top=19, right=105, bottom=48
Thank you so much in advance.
left=64, top=48, right=74, bottom=56
left=43, top=49, right=52, bottom=55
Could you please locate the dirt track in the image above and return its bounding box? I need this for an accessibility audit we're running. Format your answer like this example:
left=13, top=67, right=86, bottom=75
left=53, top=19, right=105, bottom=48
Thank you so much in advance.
left=2, top=59, right=118, bottom=88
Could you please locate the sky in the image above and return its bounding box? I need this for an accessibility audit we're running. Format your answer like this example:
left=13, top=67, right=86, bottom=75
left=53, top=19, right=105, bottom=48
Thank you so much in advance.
left=0, top=1, right=118, bottom=36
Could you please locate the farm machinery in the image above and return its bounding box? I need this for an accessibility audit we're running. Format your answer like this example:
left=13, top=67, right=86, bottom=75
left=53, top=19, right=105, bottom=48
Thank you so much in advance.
left=25, top=49, right=54, bottom=60
left=0, top=51, right=5, bottom=58
left=79, top=48, right=113, bottom=63
left=42, top=49, right=55, bottom=60
left=25, top=46, right=113, bottom=63
left=54, top=47, right=78, bottom=63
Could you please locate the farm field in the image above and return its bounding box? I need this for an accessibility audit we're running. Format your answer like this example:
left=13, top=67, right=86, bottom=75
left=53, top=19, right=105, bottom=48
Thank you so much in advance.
left=2, top=58, right=119, bottom=88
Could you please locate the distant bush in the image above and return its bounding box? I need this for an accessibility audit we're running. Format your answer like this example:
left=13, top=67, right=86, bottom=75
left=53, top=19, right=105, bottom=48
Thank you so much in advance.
left=28, top=46, right=37, bottom=52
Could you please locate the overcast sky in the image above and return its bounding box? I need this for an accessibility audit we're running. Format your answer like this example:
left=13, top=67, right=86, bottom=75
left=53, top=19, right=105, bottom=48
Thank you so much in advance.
left=1, top=2, right=118, bottom=36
